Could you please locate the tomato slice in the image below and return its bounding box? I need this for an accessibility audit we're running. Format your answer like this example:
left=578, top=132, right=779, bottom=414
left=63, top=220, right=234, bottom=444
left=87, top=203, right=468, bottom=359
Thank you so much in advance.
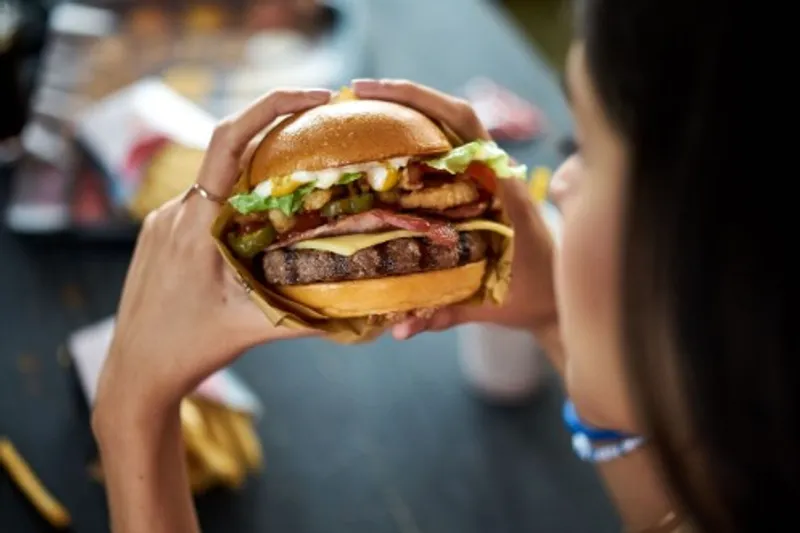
left=466, top=161, right=498, bottom=193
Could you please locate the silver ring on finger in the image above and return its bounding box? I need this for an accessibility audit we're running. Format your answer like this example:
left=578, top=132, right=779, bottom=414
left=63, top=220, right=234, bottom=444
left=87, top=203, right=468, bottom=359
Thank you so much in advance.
left=181, top=182, right=226, bottom=205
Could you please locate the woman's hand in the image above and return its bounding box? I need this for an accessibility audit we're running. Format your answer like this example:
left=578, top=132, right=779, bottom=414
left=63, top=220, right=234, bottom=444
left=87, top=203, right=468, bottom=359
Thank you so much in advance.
left=94, top=88, right=332, bottom=419
left=92, top=88, right=331, bottom=533
left=352, top=79, right=560, bottom=356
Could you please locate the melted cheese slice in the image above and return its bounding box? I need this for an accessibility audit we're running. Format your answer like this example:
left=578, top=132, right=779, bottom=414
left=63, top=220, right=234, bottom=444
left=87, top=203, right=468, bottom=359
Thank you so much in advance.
left=291, top=220, right=513, bottom=256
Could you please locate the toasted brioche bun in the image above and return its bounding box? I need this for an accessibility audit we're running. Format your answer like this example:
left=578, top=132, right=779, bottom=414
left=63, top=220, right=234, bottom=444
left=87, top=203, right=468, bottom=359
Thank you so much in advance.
left=249, top=100, right=453, bottom=186
left=274, top=260, right=486, bottom=318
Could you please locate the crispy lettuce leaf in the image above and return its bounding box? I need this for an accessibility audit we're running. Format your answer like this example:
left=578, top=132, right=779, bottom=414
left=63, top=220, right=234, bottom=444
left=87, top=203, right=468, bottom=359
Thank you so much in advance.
left=229, top=173, right=363, bottom=215
left=424, top=140, right=527, bottom=179
left=229, top=183, right=315, bottom=216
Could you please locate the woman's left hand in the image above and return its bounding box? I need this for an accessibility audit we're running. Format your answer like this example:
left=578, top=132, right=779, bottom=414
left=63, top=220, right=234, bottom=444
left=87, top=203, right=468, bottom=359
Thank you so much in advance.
left=94, top=88, right=332, bottom=419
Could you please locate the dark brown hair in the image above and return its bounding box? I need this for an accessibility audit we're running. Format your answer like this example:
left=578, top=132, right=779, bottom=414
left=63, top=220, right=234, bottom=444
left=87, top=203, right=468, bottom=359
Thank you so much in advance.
left=577, top=1, right=797, bottom=531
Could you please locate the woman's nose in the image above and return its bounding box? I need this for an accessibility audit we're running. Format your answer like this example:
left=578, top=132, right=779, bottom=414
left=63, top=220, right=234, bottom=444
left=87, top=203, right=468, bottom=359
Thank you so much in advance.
left=549, top=155, right=578, bottom=208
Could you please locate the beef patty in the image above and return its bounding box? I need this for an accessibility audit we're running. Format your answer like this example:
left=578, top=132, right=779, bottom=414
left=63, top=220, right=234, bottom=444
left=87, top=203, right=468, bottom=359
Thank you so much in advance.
left=263, top=231, right=488, bottom=285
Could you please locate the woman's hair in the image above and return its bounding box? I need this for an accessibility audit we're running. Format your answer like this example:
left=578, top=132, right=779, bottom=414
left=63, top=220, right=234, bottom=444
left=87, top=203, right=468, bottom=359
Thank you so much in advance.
left=577, top=1, right=797, bottom=531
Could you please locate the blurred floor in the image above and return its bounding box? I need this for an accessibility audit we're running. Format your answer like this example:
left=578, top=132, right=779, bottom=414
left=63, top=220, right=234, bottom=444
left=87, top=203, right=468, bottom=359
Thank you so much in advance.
left=502, top=0, right=572, bottom=71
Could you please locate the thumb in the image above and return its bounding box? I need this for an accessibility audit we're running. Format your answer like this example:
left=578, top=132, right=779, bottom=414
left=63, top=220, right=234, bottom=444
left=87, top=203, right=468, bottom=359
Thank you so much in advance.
left=500, top=176, right=556, bottom=270
left=498, top=177, right=537, bottom=229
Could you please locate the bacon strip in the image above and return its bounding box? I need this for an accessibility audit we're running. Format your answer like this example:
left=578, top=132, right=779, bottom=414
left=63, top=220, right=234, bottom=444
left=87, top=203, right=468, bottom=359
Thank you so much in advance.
left=266, top=209, right=458, bottom=250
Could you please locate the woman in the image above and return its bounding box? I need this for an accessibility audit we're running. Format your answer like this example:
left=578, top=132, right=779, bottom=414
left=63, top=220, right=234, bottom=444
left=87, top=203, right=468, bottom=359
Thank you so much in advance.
left=92, top=1, right=796, bottom=532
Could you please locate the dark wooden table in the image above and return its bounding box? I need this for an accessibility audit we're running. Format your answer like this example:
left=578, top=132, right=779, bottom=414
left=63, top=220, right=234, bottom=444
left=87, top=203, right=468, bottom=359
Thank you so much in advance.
left=0, top=0, right=621, bottom=531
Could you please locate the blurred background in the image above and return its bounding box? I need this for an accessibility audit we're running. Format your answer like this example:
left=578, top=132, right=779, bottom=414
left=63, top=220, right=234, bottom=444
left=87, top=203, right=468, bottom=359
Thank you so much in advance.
left=2, top=2, right=625, bottom=533
left=0, top=0, right=571, bottom=236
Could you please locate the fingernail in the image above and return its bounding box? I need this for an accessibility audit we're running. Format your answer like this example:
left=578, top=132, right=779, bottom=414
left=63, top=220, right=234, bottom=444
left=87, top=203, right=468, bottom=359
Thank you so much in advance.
left=393, top=320, right=420, bottom=340
left=392, top=326, right=410, bottom=340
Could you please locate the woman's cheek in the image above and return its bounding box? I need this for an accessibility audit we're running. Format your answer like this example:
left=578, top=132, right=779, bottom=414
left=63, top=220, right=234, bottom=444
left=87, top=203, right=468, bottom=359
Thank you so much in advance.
left=554, top=187, right=634, bottom=430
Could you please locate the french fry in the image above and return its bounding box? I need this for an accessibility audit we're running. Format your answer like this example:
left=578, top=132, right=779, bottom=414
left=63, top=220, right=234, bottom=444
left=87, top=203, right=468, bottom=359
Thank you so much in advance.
left=0, top=438, right=71, bottom=528
left=84, top=398, right=260, bottom=495
left=223, top=410, right=264, bottom=471
left=197, top=402, right=246, bottom=486
left=186, top=452, right=217, bottom=494
left=180, top=398, right=242, bottom=486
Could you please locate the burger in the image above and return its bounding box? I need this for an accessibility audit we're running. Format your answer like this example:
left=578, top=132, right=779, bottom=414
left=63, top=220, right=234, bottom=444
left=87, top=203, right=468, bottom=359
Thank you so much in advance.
left=223, top=98, right=525, bottom=320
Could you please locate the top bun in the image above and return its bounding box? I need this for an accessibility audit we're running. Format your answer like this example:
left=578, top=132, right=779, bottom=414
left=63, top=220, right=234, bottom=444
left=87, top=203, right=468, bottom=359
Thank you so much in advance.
left=248, top=99, right=453, bottom=186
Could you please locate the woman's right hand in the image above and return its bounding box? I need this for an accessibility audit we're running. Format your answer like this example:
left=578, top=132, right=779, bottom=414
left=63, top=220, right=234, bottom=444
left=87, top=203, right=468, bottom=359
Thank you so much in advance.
left=352, top=79, right=561, bottom=352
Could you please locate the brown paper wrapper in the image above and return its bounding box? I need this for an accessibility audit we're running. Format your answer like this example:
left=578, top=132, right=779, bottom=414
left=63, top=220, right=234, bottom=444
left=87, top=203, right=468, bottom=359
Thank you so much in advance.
left=210, top=88, right=514, bottom=343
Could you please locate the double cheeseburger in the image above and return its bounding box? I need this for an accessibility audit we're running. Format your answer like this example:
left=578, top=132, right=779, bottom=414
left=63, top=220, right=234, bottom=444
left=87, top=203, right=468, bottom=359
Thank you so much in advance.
left=224, top=98, right=524, bottom=319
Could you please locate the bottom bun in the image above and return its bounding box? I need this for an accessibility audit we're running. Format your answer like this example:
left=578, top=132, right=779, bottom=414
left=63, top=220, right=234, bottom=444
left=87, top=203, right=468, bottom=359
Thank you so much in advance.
left=274, top=260, right=487, bottom=318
